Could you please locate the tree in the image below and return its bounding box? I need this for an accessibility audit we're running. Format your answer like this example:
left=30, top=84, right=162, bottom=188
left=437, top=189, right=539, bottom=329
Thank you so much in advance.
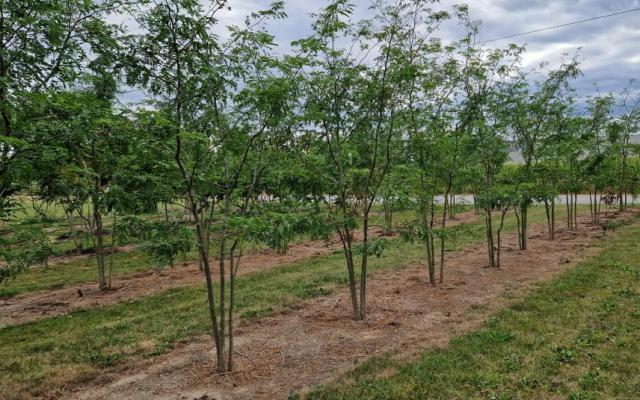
left=614, top=81, right=640, bottom=210
left=295, top=0, right=441, bottom=319
left=475, top=184, right=518, bottom=268
left=26, top=86, right=139, bottom=290
left=0, top=0, right=125, bottom=218
left=508, top=57, right=580, bottom=249
left=458, top=20, right=522, bottom=268
left=583, top=94, right=615, bottom=223
left=129, top=0, right=291, bottom=371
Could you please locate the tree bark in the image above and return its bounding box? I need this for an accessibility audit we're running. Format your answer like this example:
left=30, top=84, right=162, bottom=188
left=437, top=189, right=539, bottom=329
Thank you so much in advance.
left=93, top=195, right=106, bottom=290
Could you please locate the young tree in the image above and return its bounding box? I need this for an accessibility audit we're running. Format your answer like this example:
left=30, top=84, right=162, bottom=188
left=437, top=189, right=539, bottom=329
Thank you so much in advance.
left=583, top=94, right=615, bottom=223
left=508, top=58, right=580, bottom=249
left=614, top=81, right=640, bottom=210
left=0, top=0, right=125, bottom=218
left=25, top=87, right=139, bottom=290
left=399, top=4, right=472, bottom=285
left=295, top=0, right=441, bottom=319
left=458, top=23, right=522, bottom=268
left=129, top=0, right=291, bottom=371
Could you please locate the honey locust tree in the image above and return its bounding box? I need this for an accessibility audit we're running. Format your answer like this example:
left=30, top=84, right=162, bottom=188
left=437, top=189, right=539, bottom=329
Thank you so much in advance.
left=614, top=81, right=640, bottom=210
left=0, top=0, right=127, bottom=219
left=455, top=18, right=523, bottom=268
left=294, top=0, right=435, bottom=319
left=582, top=94, right=615, bottom=223
left=23, top=84, right=141, bottom=290
left=128, top=0, right=292, bottom=372
left=507, top=57, right=580, bottom=249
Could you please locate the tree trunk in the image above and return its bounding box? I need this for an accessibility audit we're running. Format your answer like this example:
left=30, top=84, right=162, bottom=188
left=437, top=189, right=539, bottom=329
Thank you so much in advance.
left=544, top=200, right=551, bottom=240
left=338, top=224, right=359, bottom=319
left=565, top=191, right=573, bottom=231
left=383, top=196, right=393, bottom=234
left=550, top=199, right=555, bottom=240
left=439, top=185, right=451, bottom=284
left=227, top=242, right=241, bottom=372
left=496, top=209, right=508, bottom=268
left=189, top=195, right=224, bottom=372
left=359, top=202, right=370, bottom=320
left=108, top=211, right=117, bottom=288
left=620, top=149, right=627, bottom=212
left=93, top=196, right=107, bottom=290
left=218, top=199, right=231, bottom=370
left=485, top=208, right=495, bottom=268
left=425, top=233, right=435, bottom=286
left=519, top=203, right=528, bottom=250
left=573, top=192, right=578, bottom=230
left=65, top=209, right=83, bottom=255
left=514, top=206, right=522, bottom=249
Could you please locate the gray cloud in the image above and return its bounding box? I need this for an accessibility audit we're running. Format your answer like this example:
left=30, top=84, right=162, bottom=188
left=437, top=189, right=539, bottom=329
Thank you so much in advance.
left=117, top=1, right=640, bottom=106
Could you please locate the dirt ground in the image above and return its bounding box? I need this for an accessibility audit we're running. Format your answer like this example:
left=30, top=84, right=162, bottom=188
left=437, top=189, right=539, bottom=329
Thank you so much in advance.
left=58, top=209, right=638, bottom=400
left=0, top=212, right=479, bottom=327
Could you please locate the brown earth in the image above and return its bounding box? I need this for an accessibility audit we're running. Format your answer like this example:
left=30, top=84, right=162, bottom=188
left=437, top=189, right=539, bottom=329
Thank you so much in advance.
left=0, top=211, right=479, bottom=327
left=59, top=209, right=638, bottom=400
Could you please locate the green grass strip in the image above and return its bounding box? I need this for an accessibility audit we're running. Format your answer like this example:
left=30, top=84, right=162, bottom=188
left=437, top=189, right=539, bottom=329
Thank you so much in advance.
left=306, top=220, right=640, bottom=400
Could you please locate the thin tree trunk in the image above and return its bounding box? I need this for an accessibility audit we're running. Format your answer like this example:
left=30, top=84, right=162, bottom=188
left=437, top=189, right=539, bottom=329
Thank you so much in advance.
left=93, top=196, right=106, bottom=290
left=227, top=242, right=241, bottom=372
left=359, top=208, right=369, bottom=320
left=190, top=196, right=224, bottom=372
left=544, top=200, right=551, bottom=240
left=514, top=206, right=522, bottom=249
left=573, top=192, right=578, bottom=230
left=218, top=200, right=230, bottom=369
left=589, top=190, right=594, bottom=222
left=567, top=193, right=572, bottom=231
left=425, top=235, right=435, bottom=285
left=65, top=209, right=82, bottom=255
left=496, top=209, right=508, bottom=268
left=550, top=199, right=555, bottom=240
left=520, top=203, right=528, bottom=250
left=620, top=150, right=627, bottom=211
left=338, top=223, right=359, bottom=319
left=108, top=211, right=117, bottom=288
left=440, top=183, right=452, bottom=284
left=485, top=208, right=495, bottom=268
left=430, top=198, right=436, bottom=272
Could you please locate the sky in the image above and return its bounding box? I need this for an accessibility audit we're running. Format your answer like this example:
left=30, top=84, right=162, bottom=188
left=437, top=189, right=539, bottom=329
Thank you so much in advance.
left=118, top=0, right=640, bottom=109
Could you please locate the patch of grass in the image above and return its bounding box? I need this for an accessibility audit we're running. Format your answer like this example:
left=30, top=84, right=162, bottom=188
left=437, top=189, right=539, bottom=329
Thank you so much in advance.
left=0, top=209, right=425, bottom=298
left=0, top=207, right=549, bottom=399
left=306, top=222, right=640, bottom=400
left=0, top=251, right=157, bottom=298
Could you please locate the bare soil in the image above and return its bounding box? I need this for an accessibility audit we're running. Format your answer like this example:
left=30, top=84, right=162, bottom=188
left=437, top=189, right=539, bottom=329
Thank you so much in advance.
left=0, top=211, right=479, bottom=327
left=59, top=209, right=638, bottom=400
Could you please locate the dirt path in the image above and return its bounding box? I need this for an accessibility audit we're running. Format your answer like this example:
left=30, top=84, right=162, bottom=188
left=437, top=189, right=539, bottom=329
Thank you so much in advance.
left=0, top=212, right=479, bottom=327
left=60, top=210, right=638, bottom=400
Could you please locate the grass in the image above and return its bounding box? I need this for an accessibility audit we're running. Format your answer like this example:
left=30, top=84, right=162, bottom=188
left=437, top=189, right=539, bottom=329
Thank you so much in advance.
left=0, top=207, right=452, bottom=298
left=0, top=199, right=199, bottom=297
left=0, top=251, right=156, bottom=298
left=305, top=217, right=640, bottom=400
left=0, top=207, right=553, bottom=399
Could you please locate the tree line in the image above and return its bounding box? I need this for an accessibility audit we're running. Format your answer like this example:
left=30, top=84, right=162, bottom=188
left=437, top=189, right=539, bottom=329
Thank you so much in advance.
left=1, top=0, right=639, bottom=372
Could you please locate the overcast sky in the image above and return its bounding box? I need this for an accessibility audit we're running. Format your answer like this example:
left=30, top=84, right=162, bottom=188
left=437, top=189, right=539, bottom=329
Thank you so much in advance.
left=119, top=0, right=640, bottom=109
